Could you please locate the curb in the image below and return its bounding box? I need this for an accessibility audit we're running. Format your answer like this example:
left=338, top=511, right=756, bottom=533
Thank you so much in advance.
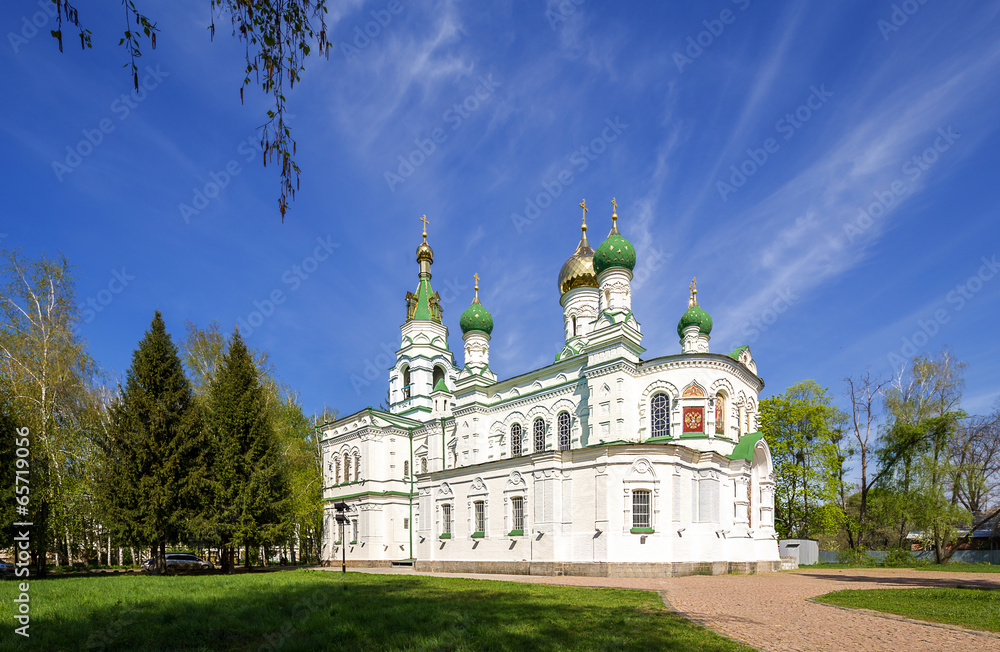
left=659, top=590, right=765, bottom=652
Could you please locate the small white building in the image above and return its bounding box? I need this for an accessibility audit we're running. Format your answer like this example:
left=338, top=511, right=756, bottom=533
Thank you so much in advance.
left=319, top=206, right=780, bottom=577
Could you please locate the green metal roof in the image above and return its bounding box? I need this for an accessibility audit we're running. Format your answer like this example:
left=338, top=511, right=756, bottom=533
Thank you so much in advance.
left=727, top=431, right=765, bottom=461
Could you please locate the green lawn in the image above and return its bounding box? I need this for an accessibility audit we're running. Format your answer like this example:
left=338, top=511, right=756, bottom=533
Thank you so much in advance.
left=802, top=562, right=1000, bottom=573
left=814, top=586, right=1000, bottom=632
left=1, top=570, right=751, bottom=651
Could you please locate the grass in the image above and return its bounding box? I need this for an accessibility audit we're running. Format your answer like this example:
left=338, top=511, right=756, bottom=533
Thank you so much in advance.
left=0, top=570, right=752, bottom=651
left=814, top=586, right=1000, bottom=633
left=802, top=562, right=1000, bottom=573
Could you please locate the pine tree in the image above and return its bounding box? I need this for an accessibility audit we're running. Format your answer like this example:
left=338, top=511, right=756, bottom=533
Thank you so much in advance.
left=209, top=329, right=290, bottom=573
left=98, top=311, right=203, bottom=573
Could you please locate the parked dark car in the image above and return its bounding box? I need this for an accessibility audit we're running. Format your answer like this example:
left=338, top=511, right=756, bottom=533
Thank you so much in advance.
left=142, top=553, right=214, bottom=571
left=0, top=560, right=15, bottom=575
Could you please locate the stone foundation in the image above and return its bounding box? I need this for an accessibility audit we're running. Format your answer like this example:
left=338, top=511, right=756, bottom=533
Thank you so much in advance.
left=320, top=559, right=395, bottom=569
left=413, top=559, right=781, bottom=578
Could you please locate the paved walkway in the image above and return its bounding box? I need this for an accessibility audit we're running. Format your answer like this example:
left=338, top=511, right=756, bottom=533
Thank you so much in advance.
left=319, top=566, right=1000, bottom=651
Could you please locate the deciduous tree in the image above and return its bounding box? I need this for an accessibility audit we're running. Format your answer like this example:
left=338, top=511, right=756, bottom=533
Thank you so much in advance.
left=760, top=380, right=846, bottom=538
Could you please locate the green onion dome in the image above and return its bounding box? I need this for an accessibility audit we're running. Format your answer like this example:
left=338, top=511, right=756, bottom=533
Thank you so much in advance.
left=677, top=305, right=713, bottom=338
left=677, top=277, right=712, bottom=337
left=592, top=204, right=636, bottom=276
left=460, top=276, right=493, bottom=336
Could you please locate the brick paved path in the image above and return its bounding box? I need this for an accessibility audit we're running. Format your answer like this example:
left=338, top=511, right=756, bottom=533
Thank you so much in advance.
left=330, top=567, right=1000, bottom=651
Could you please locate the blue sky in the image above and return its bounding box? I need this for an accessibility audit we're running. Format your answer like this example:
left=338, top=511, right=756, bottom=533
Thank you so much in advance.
left=2, top=0, right=999, bottom=422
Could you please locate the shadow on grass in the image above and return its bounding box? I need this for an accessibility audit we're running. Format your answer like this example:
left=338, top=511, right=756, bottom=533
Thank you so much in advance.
left=795, top=571, right=1000, bottom=591
left=8, top=571, right=750, bottom=651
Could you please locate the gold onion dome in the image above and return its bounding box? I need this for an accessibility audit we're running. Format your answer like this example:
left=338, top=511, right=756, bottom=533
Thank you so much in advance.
left=558, top=205, right=598, bottom=295
left=416, top=215, right=433, bottom=263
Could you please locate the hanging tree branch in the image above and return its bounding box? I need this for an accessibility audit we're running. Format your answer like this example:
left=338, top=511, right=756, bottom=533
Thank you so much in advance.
left=48, top=1, right=330, bottom=222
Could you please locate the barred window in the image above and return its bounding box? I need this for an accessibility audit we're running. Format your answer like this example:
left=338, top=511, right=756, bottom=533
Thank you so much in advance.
left=534, top=418, right=545, bottom=452
left=474, top=500, right=486, bottom=534
left=511, top=423, right=522, bottom=457
left=403, top=460, right=409, bottom=477
left=632, top=490, right=651, bottom=529
left=351, top=519, right=358, bottom=542
left=651, top=393, right=670, bottom=438
left=511, top=496, right=525, bottom=532
left=335, top=459, right=341, bottom=484
left=403, top=518, right=409, bottom=530
left=442, top=504, right=452, bottom=535
left=343, top=454, right=351, bottom=482
left=421, top=457, right=428, bottom=474
left=355, top=454, right=361, bottom=480
left=558, top=412, right=571, bottom=450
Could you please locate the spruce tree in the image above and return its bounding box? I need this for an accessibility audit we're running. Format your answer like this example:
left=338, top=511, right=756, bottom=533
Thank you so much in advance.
left=209, top=329, right=290, bottom=573
left=99, top=311, right=203, bottom=573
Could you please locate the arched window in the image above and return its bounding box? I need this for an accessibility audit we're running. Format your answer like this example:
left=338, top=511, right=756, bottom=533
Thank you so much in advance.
left=632, top=489, right=651, bottom=529
left=558, top=412, right=571, bottom=450
left=420, top=457, right=428, bottom=474
left=355, top=454, right=361, bottom=481
left=511, top=423, right=522, bottom=457
left=432, top=365, right=445, bottom=389
left=572, top=316, right=577, bottom=337
left=715, top=393, right=725, bottom=435
left=402, top=366, right=411, bottom=399
left=735, top=407, right=742, bottom=436
left=343, top=453, right=351, bottom=483
left=403, top=460, right=409, bottom=477
left=334, top=459, right=341, bottom=484
left=533, top=418, right=545, bottom=452
left=651, top=393, right=670, bottom=438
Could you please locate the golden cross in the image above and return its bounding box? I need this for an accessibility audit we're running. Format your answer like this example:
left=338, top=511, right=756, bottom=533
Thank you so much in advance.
left=579, top=199, right=588, bottom=223
left=420, top=214, right=429, bottom=238
left=611, top=197, right=617, bottom=213
left=473, top=272, right=479, bottom=290
left=689, top=277, right=698, bottom=306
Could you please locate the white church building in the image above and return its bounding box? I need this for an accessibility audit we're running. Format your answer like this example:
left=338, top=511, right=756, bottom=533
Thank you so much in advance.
left=319, top=203, right=780, bottom=577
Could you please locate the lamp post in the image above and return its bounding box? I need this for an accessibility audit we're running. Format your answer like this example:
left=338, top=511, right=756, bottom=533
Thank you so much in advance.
left=334, top=501, right=350, bottom=574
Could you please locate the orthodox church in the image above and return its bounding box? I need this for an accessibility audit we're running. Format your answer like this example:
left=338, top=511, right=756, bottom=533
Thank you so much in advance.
left=319, top=202, right=780, bottom=577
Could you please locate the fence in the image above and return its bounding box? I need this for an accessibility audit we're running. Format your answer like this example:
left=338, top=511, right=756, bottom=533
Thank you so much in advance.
left=817, top=550, right=1000, bottom=564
